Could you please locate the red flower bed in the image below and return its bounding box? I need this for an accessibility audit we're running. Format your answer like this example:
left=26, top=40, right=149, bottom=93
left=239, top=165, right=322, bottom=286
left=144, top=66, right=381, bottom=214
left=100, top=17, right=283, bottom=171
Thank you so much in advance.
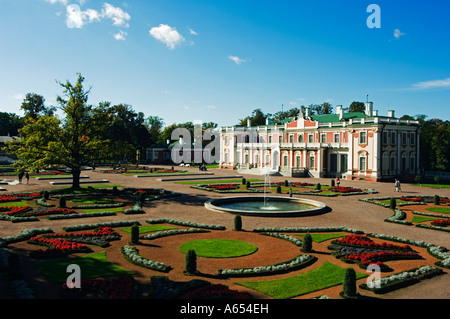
left=400, top=196, right=423, bottom=202
left=333, top=235, right=412, bottom=251
left=431, top=219, right=450, bottom=227
left=441, top=198, right=450, bottom=203
left=0, top=196, right=20, bottom=203
left=206, top=184, right=240, bottom=191
left=45, top=227, right=117, bottom=239
left=4, top=206, right=32, bottom=216
left=28, top=237, right=91, bottom=258
left=344, top=251, right=420, bottom=267
left=63, top=276, right=134, bottom=299
left=330, top=186, right=363, bottom=193
left=8, top=208, right=77, bottom=217
left=180, top=284, right=252, bottom=299
left=292, top=182, right=314, bottom=187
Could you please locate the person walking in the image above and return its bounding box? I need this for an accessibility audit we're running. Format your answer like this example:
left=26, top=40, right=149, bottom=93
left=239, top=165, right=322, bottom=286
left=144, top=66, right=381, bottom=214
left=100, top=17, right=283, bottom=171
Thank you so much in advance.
left=25, top=172, right=30, bottom=184
left=18, top=171, right=24, bottom=184
left=289, top=188, right=293, bottom=197
left=336, top=177, right=340, bottom=187
left=394, top=179, right=400, bottom=192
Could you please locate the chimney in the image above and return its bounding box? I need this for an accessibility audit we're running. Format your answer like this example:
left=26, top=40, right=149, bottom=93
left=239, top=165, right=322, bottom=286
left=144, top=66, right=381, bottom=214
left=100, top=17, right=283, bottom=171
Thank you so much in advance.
left=247, top=119, right=252, bottom=127
left=372, top=110, right=378, bottom=116
left=388, top=110, right=395, bottom=118
left=305, top=107, right=310, bottom=118
left=365, top=102, right=373, bottom=116
left=336, top=105, right=343, bottom=120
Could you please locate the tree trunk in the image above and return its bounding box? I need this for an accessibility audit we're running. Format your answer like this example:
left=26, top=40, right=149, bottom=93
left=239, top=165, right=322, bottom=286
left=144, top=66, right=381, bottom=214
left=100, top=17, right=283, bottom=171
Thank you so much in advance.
left=72, top=167, right=81, bottom=190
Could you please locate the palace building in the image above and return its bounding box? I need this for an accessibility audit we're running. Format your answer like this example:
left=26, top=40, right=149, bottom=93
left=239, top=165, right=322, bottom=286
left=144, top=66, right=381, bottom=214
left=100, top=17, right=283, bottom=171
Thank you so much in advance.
left=219, top=103, right=420, bottom=182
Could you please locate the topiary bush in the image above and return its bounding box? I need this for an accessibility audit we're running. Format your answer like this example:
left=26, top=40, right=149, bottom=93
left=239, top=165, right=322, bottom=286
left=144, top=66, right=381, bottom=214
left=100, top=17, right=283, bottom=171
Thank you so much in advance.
left=342, top=268, right=358, bottom=298
left=185, top=250, right=197, bottom=275
left=390, top=197, right=396, bottom=210
left=301, top=232, right=313, bottom=253
left=234, top=215, right=242, bottom=231
left=242, top=178, right=246, bottom=185
left=43, top=191, right=50, bottom=200
left=276, top=185, right=282, bottom=193
left=130, top=224, right=140, bottom=245
left=59, top=196, right=66, bottom=208
left=316, top=183, right=321, bottom=190
left=434, top=195, right=440, bottom=205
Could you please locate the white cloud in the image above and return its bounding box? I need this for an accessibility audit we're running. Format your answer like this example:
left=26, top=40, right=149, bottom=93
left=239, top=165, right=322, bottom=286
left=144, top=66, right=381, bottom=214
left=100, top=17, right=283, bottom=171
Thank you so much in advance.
left=66, top=4, right=100, bottom=29
left=228, top=55, right=247, bottom=65
left=114, top=30, right=127, bottom=41
left=101, top=3, right=130, bottom=27
left=394, top=29, right=405, bottom=39
left=149, top=24, right=185, bottom=49
left=45, top=0, right=68, bottom=5
left=12, top=94, right=25, bottom=101
left=190, top=28, right=198, bottom=36
left=412, top=78, right=450, bottom=90
left=207, top=105, right=216, bottom=110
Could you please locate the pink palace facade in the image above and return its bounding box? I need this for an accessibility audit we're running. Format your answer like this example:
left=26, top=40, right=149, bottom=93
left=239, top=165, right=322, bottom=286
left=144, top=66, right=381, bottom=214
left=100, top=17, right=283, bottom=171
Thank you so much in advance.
left=219, top=102, right=420, bottom=182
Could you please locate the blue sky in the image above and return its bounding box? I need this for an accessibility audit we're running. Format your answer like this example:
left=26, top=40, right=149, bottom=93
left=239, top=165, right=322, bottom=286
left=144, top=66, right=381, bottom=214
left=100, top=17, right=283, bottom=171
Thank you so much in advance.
left=0, top=0, right=449, bottom=128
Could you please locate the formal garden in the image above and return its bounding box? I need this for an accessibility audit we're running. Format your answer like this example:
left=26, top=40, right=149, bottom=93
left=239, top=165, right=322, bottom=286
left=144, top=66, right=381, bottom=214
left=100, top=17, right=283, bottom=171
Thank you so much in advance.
left=1, top=180, right=449, bottom=300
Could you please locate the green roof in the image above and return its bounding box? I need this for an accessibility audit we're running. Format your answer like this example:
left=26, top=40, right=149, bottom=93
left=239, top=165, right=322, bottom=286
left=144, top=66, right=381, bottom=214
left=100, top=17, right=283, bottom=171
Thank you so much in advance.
left=311, top=112, right=370, bottom=123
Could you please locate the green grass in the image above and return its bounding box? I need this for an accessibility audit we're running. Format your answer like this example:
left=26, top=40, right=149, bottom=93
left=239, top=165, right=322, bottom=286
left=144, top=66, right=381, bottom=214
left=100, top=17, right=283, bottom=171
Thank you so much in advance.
left=81, top=207, right=124, bottom=213
left=179, top=239, right=258, bottom=258
left=51, top=185, right=123, bottom=195
left=120, top=225, right=174, bottom=234
left=296, top=233, right=345, bottom=243
left=411, top=215, right=440, bottom=224
left=235, top=261, right=367, bottom=299
left=69, top=197, right=114, bottom=205
left=414, top=184, right=450, bottom=189
left=0, top=201, right=29, bottom=207
left=177, top=179, right=260, bottom=185
left=35, top=251, right=134, bottom=283
left=426, top=207, right=450, bottom=214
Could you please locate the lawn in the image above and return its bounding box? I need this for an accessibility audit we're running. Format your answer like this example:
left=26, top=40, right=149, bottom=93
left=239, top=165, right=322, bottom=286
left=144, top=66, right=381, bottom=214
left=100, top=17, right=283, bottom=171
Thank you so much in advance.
left=411, top=215, right=440, bottom=224
left=296, top=233, right=345, bottom=243
left=415, top=184, right=450, bottom=189
left=70, top=197, right=114, bottom=205
left=80, top=207, right=124, bottom=213
left=35, top=251, right=134, bottom=283
left=235, top=261, right=367, bottom=299
left=179, top=239, right=258, bottom=258
left=177, top=179, right=260, bottom=185
left=426, top=207, right=450, bottom=214
left=120, top=224, right=175, bottom=234
left=0, top=201, right=29, bottom=207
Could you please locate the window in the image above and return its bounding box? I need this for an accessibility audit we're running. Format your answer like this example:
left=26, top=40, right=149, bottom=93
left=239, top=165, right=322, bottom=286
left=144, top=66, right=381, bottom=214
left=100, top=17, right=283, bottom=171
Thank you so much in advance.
left=360, top=131, right=367, bottom=144
left=225, top=136, right=229, bottom=145
left=289, top=135, right=294, bottom=143
left=298, top=134, right=304, bottom=143
left=308, top=134, right=314, bottom=143
left=382, top=132, right=388, bottom=145
left=268, top=136, right=272, bottom=143
left=391, top=132, right=396, bottom=145
left=410, top=132, right=415, bottom=145
left=279, top=135, right=282, bottom=144
left=402, top=132, right=407, bottom=145
left=283, top=155, right=288, bottom=166
left=224, top=151, right=229, bottom=163
left=334, top=134, right=340, bottom=143
left=321, top=134, right=327, bottom=143
left=360, top=156, right=366, bottom=171
left=266, top=154, right=270, bottom=165
left=296, top=156, right=301, bottom=168
left=309, top=154, right=315, bottom=169
left=410, top=156, right=415, bottom=171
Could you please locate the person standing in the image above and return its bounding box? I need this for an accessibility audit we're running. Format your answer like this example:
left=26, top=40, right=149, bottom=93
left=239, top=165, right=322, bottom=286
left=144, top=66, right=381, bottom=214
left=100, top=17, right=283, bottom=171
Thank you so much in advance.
left=394, top=179, right=400, bottom=192
left=25, top=172, right=30, bottom=184
left=18, top=171, right=24, bottom=184
left=336, top=177, right=340, bottom=187
left=289, top=188, right=293, bottom=197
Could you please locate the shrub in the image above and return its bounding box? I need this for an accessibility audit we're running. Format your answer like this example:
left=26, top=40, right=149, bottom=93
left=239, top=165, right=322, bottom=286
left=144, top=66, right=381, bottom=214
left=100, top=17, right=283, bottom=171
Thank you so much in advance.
left=130, top=224, right=140, bottom=245
left=276, top=185, right=281, bottom=193
left=246, top=181, right=251, bottom=189
left=43, top=191, right=50, bottom=200
left=342, top=268, right=358, bottom=298
left=316, top=183, right=321, bottom=190
left=112, top=186, right=119, bottom=196
left=59, top=196, right=66, bottom=208
left=331, top=179, right=335, bottom=187
left=389, top=197, right=396, bottom=210
left=415, top=175, right=421, bottom=184
left=284, top=180, right=289, bottom=187
left=434, top=195, right=440, bottom=205
left=301, top=232, right=313, bottom=253
left=242, top=178, right=246, bottom=185
left=234, top=215, right=242, bottom=231
left=185, top=250, right=197, bottom=274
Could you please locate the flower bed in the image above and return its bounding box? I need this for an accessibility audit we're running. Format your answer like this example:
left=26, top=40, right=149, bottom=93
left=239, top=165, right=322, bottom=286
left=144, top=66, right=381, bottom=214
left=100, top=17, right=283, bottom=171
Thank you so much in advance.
left=332, top=235, right=413, bottom=251
left=205, top=184, right=240, bottom=191
left=400, top=196, right=423, bottom=202
left=28, top=237, right=91, bottom=258
left=431, top=219, right=450, bottom=227
left=147, top=218, right=226, bottom=230
left=62, top=276, right=134, bottom=299
left=0, top=196, right=20, bottom=203
left=330, top=186, right=363, bottom=193
left=121, top=245, right=171, bottom=272
left=9, top=208, right=77, bottom=218
left=343, top=251, right=420, bottom=270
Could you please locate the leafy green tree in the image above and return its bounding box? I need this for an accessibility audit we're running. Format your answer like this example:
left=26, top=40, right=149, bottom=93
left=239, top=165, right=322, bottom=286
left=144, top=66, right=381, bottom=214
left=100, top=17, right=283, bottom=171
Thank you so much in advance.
left=20, top=93, right=55, bottom=119
left=0, top=112, right=22, bottom=136
left=239, top=108, right=267, bottom=126
left=146, top=115, right=164, bottom=145
left=348, top=101, right=365, bottom=113
left=6, top=74, right=114, bottom=189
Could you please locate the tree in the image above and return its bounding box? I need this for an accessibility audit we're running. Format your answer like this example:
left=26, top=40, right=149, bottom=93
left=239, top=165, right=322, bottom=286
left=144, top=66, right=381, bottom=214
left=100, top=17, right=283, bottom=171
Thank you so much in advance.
left=20, top=93, right=55, bottom=119
left=342, top=268, right=358, bottom=298
left=301, top=232, right=313, bottom=253
left=348, top=101, right=365, bottom=113
left=239, top=108, right=267, bottom=126
left=308, top=103, right=333, bottom=115
left=0, top=112, right=22, bottom=136
left=146, top=115, right=164, bottom=145
left=185, top=250, right=197, bottom=274
left=6, top=74, right=114, bottom=189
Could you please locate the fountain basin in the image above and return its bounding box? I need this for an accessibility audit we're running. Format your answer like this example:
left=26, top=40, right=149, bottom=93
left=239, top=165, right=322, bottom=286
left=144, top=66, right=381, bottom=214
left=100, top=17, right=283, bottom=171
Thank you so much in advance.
left=205, top=196, right=328, bottom=217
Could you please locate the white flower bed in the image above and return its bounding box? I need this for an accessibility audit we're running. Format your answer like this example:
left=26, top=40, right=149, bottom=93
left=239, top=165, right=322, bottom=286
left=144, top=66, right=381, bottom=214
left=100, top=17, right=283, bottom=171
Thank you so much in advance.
left=0, top=228, right=53, bottom=247
left=259, top=232, right=302, bottom=246
left=140, top=228, right=209, bottom=240
left=147, top=218, right=226, bottom=230
left=218, top=254, right=315, bottom=277
left=121, top=245, right=171, bottom=272
left=254, top=226, right=363, bottom=234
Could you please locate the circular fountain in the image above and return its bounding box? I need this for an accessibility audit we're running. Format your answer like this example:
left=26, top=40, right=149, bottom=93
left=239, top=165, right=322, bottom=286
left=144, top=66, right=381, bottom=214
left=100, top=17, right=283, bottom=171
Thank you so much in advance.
left=205, top=196, right=327, bottom=217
